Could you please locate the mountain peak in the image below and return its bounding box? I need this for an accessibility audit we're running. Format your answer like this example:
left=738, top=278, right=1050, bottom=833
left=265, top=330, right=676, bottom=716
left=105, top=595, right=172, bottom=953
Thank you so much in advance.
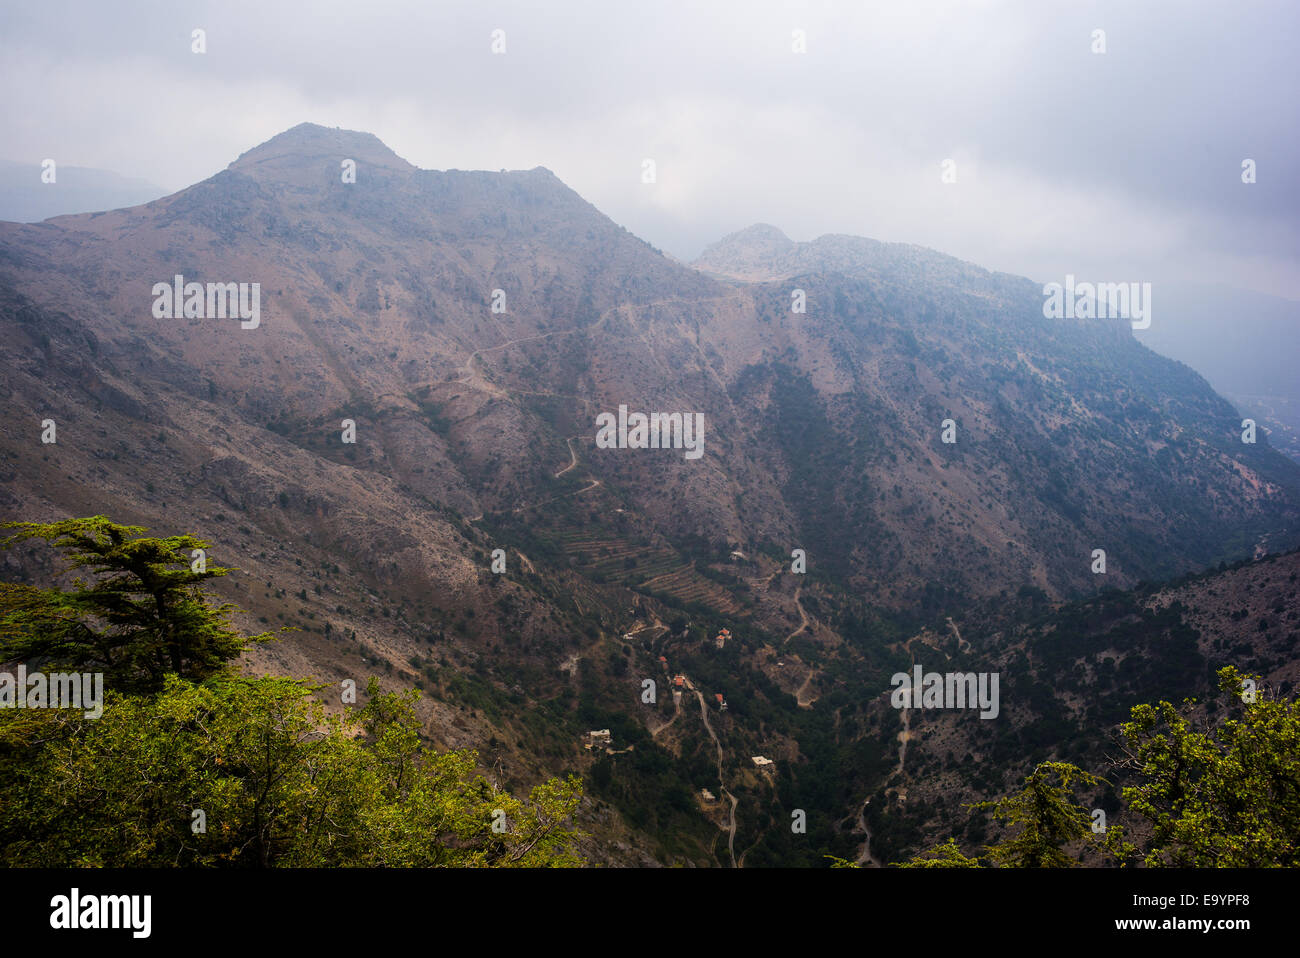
left=228, top=123, right=414, bottom=177
left=722, top=222, right=793, bottom=247
left=693, top=223, right=796, bottom=280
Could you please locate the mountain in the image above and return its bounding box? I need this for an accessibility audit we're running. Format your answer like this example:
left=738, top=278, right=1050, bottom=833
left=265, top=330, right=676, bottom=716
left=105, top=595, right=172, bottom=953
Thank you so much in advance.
left=695, top=226, right=1300, bottom=467
left=1132, top=283, right=1300, bottom=464
left=2, top=124, right=1299, bottom=865
left=0, top=158, right=168, bottom=223
left=860, top=546, right=1300, bottom=866
left=693, top=222, right=1019, bottom=293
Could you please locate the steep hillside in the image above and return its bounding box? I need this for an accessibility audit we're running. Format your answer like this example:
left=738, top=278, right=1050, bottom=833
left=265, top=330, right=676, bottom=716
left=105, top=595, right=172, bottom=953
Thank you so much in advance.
left=857, top=548, right=1300, bottom=866
left=2, top=125, right=1299, bottom=865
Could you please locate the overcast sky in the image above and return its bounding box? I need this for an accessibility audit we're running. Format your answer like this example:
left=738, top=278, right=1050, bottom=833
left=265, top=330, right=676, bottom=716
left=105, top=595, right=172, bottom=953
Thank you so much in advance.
left=2, top=0, right=1297, bottom=297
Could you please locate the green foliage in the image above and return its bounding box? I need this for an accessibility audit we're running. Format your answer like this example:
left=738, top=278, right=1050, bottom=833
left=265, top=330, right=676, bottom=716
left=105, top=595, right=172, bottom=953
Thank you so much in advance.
left=898, top=669, right=1300, bottom=868
left=894, top=837, right=981, bottom=868
left=894, top=761, right=1111, bottom=868
left=0, top=516, right=584, bottom=868
left=974, top=762, right=1108, bottom=867
left=0, top=674, right=583, bottom=866
left=1114, top=667, right=1300, bottom=867
left=0, top=516, right=266, bottom=693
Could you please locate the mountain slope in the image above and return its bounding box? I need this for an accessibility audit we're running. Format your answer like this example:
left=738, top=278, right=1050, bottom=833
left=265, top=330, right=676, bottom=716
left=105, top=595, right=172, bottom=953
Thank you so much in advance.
left=2, top=125, right=1299, bottom=864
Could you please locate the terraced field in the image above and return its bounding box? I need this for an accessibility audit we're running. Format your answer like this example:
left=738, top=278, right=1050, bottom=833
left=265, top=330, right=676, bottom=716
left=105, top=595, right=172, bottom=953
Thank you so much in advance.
left=637, top=565, right=743, bottom=615
left=552, top=530, right=742, bottom=614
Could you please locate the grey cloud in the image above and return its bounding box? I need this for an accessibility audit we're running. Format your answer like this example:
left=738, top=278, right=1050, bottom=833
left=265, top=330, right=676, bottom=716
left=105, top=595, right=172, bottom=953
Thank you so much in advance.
left=1, top=0, right=1295, bottom=295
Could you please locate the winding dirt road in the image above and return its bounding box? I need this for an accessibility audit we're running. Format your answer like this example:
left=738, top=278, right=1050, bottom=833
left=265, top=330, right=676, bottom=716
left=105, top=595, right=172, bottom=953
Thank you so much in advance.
left=855, top=798, right=885, bottom=867
left=853, top=632, right=925, bottom=864
left=512, top=478, right=602, bottom=514
left=783, top=584, right=810, bottom=645
left=691, top=683, right=738, bottom=868
left=554, top=437, right=580, bottom=478
left=784, top=585, right=820, bottom=708
left=947, top=616, right=970, bottom=653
